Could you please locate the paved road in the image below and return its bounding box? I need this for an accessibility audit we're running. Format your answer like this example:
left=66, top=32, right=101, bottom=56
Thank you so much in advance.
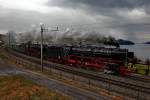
left=0, top=58, right=109, bottom=100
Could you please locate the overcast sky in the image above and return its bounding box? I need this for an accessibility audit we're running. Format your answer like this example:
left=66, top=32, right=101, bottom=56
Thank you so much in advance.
left=0, top=0, right=150, bottom=42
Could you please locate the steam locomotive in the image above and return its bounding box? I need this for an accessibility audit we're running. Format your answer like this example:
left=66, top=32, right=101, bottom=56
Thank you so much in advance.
left=11, top=42, right=134, bottom=76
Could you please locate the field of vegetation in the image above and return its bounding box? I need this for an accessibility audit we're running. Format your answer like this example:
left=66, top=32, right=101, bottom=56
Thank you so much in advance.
left=0, top=75, right=71, bottom=100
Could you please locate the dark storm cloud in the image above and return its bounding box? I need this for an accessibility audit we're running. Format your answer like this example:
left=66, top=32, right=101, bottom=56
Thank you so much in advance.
left=48, top=0, right=150, bottom=24
left=49, top=0, right=150, bottom=12
left=49, top=0, right=150, bottom=43
left=0, top=0, right=150, bottom=43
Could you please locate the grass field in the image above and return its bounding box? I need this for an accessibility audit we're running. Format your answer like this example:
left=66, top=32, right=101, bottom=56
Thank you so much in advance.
left=0, top=75, right=71, bottom=100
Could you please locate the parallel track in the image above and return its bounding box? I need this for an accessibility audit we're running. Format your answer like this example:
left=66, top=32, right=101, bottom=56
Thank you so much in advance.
left=9, top=50, right=150, bottom=94
left=125, top=75, right=150, bottom=83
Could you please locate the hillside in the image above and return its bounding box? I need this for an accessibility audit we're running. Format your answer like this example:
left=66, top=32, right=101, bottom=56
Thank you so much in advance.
left=144, top=41, right=150, bottom=44
left=117, top=39, right=135, bottom=45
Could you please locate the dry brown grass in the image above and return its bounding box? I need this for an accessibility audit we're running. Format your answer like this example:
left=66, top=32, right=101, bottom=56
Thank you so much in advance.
left=0, top=75, right=71, bottom=100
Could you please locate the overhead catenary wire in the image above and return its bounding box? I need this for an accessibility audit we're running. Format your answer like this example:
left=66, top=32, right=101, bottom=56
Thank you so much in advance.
left=53, top=22, right=150, bottom=32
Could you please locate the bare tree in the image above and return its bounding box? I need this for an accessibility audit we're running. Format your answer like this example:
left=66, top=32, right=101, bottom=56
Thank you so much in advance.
left=6, top=30, right=16, bottom=46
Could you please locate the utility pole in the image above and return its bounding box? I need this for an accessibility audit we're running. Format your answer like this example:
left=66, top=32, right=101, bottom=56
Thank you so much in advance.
left=8, top=32, right=10, bottom=48
left=41, top=24, right=44, bottom=72
left=125, top=49, right=128, bottom=67
left=40, top=24, right=59, bottom=72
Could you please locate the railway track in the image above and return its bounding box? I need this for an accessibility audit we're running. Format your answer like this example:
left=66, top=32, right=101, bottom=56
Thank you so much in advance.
left=125, top=75, right=150, bottom=83
left=8, top=50, right=150, bottom=95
